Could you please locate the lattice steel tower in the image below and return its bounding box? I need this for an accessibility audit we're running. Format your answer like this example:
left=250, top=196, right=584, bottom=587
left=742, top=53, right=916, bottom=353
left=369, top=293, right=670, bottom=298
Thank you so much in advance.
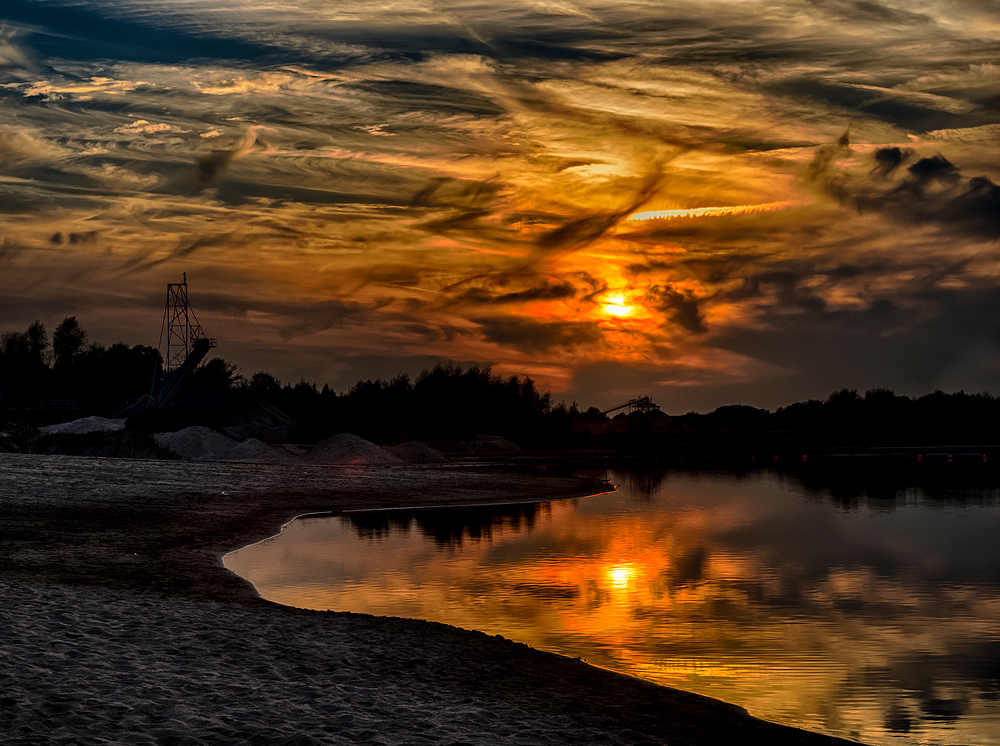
left=164, top=272, right=207, bottom=373
left=153, top=273, right=217, bottom=406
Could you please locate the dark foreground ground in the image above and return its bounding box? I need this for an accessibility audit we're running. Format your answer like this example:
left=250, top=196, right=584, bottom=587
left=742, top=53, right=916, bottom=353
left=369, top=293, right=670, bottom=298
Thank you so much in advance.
left=0, top=454, right=863, bottom=745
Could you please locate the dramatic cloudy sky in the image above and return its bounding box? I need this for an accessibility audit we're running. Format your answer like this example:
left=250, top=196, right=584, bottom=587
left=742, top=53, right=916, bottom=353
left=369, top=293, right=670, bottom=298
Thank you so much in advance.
left=3, top=1, right=1000, bottom=411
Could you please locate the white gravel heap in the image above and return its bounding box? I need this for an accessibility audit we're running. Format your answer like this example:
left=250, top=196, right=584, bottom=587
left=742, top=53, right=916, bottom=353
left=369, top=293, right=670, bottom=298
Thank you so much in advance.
left=225, top=438, right=295, bottom=463
left=154, top=426, right=240, bottom=461
left=305, top=433, right=404, bottom=465
left=40, top=417, right=127, bottom=435
left=386, top=441, right=450, bottom=464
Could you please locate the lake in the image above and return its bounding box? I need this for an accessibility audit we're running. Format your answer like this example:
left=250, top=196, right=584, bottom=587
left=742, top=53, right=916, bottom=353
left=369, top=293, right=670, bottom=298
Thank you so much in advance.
left=224, top=468, right=1000, bottom=745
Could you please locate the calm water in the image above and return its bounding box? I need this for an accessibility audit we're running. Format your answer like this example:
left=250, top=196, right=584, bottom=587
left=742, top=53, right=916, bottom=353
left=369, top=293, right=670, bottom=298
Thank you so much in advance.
left=224, top=469, right=1000, bottom=745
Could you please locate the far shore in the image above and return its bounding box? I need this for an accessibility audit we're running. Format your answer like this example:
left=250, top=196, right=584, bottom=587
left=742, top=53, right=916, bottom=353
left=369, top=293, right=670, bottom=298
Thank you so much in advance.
left=0, top=453, right=862, bottom=745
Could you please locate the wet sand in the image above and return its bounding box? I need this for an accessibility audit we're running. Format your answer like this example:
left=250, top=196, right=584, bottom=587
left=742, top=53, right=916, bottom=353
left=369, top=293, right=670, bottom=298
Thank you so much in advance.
left=0, top=454, right=861, bottom=745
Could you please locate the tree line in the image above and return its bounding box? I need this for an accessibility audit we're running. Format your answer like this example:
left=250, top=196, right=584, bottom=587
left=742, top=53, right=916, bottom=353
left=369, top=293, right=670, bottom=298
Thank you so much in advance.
left=0, top=317, right=161, bottom=416
left=4, top=317, right=1000, bottom=449
left=0, top=318, right=596, bottom=446
left=179, top=358, right=595, bottom=447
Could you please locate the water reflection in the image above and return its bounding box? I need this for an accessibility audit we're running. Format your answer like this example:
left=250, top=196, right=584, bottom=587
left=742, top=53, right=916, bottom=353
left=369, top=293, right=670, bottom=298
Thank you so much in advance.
left=224, top=470, right=1000, bottom=745
left=348, top=502, right=553, bottom=546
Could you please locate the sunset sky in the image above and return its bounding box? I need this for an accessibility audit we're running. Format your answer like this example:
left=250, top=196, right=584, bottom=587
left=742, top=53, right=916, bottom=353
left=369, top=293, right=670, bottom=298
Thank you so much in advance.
left=3, top=1, right=1000, bottom=412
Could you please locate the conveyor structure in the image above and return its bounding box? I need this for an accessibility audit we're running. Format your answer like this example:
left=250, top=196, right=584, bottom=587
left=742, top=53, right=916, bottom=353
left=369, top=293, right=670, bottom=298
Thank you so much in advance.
left=602, top=395, right=661, bottom=416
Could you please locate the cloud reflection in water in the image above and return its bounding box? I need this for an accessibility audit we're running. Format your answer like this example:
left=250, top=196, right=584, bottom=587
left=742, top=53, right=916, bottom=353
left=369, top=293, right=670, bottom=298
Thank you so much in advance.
left=225, top=470, right=1000, bottom=745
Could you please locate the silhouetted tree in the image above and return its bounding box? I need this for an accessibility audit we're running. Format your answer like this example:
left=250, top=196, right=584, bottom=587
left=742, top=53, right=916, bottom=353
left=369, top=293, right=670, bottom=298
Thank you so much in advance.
left=191, top=357, right=243, bottom=394
left=53, top=316, right=86, bottom=371
left=247, top=371, right=282, bottom=398
left=0, top=321, right=50, bottom=407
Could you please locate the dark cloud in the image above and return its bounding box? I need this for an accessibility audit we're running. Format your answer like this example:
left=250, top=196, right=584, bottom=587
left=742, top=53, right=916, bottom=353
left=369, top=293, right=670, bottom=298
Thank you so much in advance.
left=772, top=77, right=991, bottom=132
left=173, top=233, right=232, bottom=258
left=116, top=232, right=237, bottom=276
left=1, top=0, right=333, bottom=66
left=416, top=207, right=495, bottom=235
left=833, top=143, right=1000, bottom=238
left=211, top=176, right=412, bottom=208
left=455, top=281, right=577, bottom=306
left=533, top=169, right=662, bottom=259
left=474, top=316, right=603, bottom=353
left=410, top=177, right=508, bottom=243
left=409, top=177, right=453, bottom=207
left=196, top=128, right=275, bottom=185
left=0, top=237, right=28, bottom=261
left=805, top=133, right=1000, bottom=238
left=805, top=127, right=852, bottom=199
left=276, top=299, right=371, bottom=340
left=905, top=153, right=961, bottom=187
left=359, top=267, right=423, bottom=288
left=538, top=213, right=622, bottom=251
left=627, top=252, right=765, bottom=284
left=196, top=149, right=238, bottom=184
left=443, top=270, right=605, bottom=312
left=191, top=292, right=373, bottom=341
left=871, top=146, right=912, bottom=177
left=806, top=0, right=932, bottom=25
left=729, top=269, right=827, bottom=312
left=67, top=231, right=99, bottom=245
left=646, top=285, right=707, bottom=334
left=862, top=98, right=991, bottom=133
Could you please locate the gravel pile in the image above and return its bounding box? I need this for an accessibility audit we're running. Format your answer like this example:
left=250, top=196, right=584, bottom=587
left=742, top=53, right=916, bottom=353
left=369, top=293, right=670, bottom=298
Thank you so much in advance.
left=154, top=426, right=240, bottom=461
left=225, top=438, right=295, bottom=463
left=40, top=417, right=126, bottom=435
left=386, top=441, right=450, bottom=464
left=305, top=433, right=404, bottom=465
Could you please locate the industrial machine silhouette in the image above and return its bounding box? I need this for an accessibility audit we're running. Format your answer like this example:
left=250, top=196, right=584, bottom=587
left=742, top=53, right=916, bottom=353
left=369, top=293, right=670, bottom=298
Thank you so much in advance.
left=153, top=273, right=216, bottom=407
left=602, top=395, right=661, bottom=416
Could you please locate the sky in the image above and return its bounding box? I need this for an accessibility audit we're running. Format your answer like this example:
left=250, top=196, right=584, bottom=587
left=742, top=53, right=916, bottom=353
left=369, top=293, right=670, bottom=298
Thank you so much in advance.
left=2, top=1, right=1000, bottom=413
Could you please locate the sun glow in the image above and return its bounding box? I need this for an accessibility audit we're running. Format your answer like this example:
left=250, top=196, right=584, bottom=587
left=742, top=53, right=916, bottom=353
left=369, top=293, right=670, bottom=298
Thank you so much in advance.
left=603, top=292, right=633, bottom=317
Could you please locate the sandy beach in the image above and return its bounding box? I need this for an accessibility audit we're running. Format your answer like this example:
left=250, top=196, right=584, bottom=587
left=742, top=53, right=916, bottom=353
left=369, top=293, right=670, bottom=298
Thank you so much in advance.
left=1, top=454, right=861, bottom=745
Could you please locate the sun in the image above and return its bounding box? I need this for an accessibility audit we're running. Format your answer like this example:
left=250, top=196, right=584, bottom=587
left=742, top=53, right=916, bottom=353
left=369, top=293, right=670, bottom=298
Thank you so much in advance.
left=603, top=292, right=633, bottom=317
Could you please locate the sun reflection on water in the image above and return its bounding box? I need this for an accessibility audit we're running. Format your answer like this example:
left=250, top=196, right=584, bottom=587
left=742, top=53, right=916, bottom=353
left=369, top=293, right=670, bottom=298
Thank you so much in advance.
left=225, top=471, right=1000, bottom=746
left=608, top=564, right=635, bottom=589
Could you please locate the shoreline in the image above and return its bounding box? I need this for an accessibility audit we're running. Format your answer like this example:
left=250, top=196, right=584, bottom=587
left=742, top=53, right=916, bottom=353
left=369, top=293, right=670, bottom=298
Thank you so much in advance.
left=0, top=453, right=862, bottom=745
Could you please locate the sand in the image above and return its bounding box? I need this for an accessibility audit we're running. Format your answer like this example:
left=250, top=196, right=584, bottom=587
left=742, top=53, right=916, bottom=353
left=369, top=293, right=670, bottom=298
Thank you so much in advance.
left=0, top=454, right=861, bottom=746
